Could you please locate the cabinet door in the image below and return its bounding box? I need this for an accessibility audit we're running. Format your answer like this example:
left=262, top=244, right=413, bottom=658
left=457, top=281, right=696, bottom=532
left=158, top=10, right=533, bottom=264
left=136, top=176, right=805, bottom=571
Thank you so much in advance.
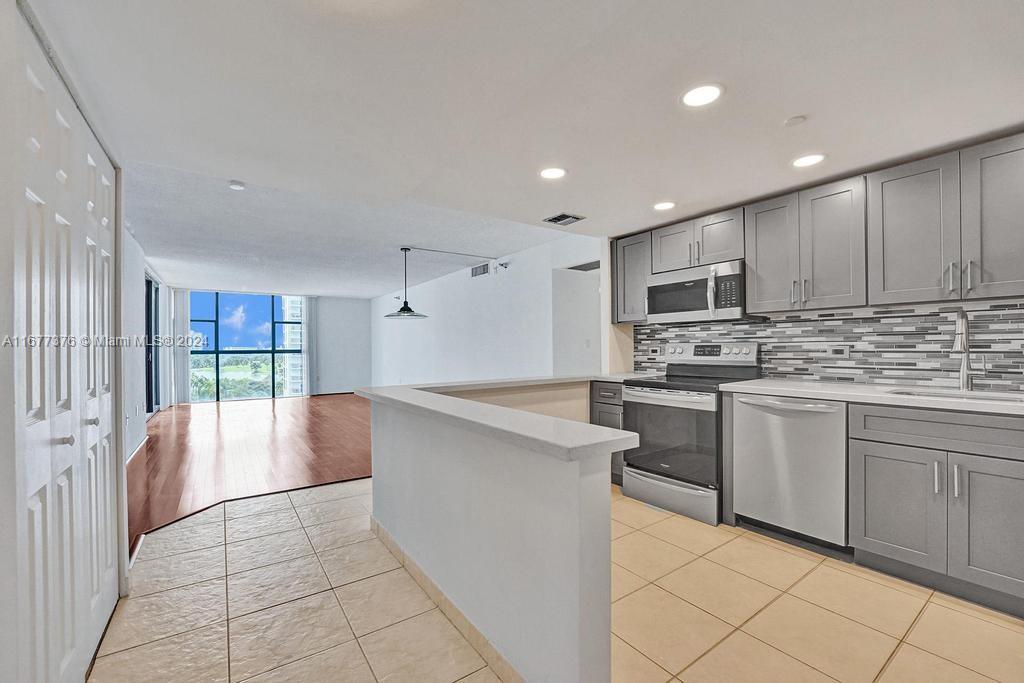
left=961, top=133, right=1024, bottom=299
left=651, top=221, right=694, bottom=273
left=867, top=153, right=961, bottom=304
left=590, top=403, right=622, bottom=429
left=694, top=208, right=744, bottom=265
left=744, top=194, right=800, bottom=312
left=948, top=452, right=1024, bottom=598
left=849, top=440, right=947, bottom=573
left=614, top=232, right=651, bottom=323
left=799, top=177, right=867, bottom=310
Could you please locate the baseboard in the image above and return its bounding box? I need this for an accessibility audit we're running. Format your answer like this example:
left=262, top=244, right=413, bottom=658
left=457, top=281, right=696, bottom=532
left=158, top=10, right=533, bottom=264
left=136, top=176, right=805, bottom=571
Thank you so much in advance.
left=371, top=517, right=524, bottom=683
left=124, top=435, right=149, bottom=465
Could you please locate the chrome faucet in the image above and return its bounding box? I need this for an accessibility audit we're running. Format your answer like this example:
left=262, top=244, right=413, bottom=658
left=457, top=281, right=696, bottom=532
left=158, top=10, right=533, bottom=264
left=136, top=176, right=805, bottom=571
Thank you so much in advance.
left=951, top=308, right=977, bottom=391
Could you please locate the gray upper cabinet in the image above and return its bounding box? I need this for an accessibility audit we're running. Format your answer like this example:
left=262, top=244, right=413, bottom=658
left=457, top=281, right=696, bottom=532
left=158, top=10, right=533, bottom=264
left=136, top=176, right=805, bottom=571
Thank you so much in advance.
left=614, top=232, right=651, bottom=323
left=849, top=440, right=948, bottom=574
left=947, top=452, right=1024, bottom=599
left=744, top=194, right=800, bottom=313
left=961, top=133, right=1024, bottom=299
left=867, top=153, right=961, bottom=305
left=694, top=208, right=744, bottom=265
left=798, top=177, right=867, bottom=310
left=651, top=221, right=694, bottom=273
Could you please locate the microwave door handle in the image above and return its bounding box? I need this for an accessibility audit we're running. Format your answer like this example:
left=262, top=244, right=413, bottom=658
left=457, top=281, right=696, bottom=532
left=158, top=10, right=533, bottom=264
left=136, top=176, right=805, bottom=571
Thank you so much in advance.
left=706, top=266, right=717, bottom=317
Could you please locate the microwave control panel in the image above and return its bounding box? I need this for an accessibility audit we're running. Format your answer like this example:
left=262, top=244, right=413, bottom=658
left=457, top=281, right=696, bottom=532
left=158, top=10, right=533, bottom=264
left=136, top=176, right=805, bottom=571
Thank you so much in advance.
left=715, top=274, right=742, bottom=308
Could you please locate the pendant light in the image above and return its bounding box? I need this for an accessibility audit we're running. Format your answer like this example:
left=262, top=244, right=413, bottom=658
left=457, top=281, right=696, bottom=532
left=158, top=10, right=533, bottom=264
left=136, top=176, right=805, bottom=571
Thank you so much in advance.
left=385, top=247, right=427, bottom=319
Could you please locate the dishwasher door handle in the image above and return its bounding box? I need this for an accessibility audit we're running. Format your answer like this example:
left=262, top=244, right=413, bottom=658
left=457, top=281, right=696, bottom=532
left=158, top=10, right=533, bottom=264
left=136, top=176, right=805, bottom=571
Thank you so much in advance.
left=735, top=396, right=840, bottom=413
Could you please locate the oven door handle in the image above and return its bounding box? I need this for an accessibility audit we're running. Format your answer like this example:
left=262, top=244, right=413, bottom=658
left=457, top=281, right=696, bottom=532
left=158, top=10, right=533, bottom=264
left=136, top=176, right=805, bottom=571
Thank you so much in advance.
left=624, top=468, right=715, bottom=497
left=735, top=396, right=839, bottom=413
left=623, top=388, right=717, bottom=411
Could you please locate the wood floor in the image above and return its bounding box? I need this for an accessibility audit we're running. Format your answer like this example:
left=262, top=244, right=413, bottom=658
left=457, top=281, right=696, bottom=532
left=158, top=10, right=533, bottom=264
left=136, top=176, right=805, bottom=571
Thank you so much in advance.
left=127, top=393, right=372, bottom=552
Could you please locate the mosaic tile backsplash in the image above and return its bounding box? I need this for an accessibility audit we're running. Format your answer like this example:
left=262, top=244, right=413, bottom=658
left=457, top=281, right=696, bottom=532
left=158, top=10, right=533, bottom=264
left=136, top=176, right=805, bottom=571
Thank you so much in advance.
left=633, top=298, right=1024, bottom=391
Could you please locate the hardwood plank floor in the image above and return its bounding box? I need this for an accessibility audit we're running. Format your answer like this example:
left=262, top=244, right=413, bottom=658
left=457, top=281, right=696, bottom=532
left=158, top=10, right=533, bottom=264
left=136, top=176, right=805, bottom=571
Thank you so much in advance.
left=127, top=393, right=371, bottom=551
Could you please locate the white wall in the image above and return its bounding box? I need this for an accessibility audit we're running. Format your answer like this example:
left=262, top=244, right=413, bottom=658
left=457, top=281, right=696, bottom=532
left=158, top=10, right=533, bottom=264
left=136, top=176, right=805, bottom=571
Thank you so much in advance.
left=120, top=231, right=147, bottom=456
left=313, top=296, right=372, bottom=393
left=371, top=234, right=602, bottom=386
left=552, top=269, right=601, bottom=376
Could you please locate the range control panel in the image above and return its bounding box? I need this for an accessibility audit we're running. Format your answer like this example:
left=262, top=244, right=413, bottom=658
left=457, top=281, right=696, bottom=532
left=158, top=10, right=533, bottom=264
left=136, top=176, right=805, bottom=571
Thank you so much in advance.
left=656, top=341, right=759, bottom=365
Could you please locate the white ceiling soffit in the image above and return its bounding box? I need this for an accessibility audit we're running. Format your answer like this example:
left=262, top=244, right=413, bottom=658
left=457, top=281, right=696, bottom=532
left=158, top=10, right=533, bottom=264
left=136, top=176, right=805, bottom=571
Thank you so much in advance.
left=30, top=0, right=1024, bottom=247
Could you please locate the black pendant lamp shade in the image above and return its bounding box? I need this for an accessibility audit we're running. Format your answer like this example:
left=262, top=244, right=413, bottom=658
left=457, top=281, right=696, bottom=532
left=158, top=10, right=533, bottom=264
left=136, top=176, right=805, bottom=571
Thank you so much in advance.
left=385, top=247, right=427, bottom=319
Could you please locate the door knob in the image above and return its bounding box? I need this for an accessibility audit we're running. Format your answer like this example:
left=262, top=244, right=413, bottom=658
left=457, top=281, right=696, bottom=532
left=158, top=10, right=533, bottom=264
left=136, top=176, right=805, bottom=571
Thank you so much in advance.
left=85, top=417, right=100, bottom=426
left=59, top=434, right=76, bottom=447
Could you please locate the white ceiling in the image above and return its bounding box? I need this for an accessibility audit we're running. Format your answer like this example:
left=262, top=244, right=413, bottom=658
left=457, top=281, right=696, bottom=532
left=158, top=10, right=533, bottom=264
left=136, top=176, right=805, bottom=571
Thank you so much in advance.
left=29, top=0, right=1024, bottom=296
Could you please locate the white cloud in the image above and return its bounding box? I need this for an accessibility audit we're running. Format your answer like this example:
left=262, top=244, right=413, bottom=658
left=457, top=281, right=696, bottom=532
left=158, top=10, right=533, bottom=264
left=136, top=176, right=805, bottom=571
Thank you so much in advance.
left=256, top=322, right=272, bottom=336
left=223, top=304, right=246, bottom=329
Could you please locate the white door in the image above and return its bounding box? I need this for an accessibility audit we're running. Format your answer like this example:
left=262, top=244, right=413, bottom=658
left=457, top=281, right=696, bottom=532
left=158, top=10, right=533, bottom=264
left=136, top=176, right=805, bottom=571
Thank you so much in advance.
left=14, top=16, right=119, bottom=682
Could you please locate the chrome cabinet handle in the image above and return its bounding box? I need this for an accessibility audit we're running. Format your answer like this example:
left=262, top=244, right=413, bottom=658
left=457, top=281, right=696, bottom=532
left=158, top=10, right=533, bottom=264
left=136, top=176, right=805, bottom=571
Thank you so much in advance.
left=791, top=280, right=797, bottom=304
left=934, top=461, right=940, bottom=494
left=644, top=296, right=648, bottom=315
left=85, top=416, right=100, bottom=426
left=59, top=434, right=75, bottom=447
left=695, top=241, right=701, bottom=264
left=688, top=242, right=693, bottom=266
left=953, top=463, right=961, bottom=498
left=801, top=279, right=808, bottom=303
left=965, top=260, right=974, bottom=291
left=599, top=391, right=616, bottom=398
left=948, top=261, right=956, bottom=293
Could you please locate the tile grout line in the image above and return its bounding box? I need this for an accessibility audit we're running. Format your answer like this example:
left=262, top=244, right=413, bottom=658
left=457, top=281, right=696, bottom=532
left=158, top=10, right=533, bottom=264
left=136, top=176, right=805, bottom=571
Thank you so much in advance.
left=613, top=633, right=675, bottom=680
left=893, top=603, right=1004, bottom=681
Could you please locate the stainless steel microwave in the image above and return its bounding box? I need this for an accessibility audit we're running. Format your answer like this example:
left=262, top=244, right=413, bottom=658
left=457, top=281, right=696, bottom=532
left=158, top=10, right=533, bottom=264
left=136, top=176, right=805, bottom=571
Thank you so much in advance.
left=646, top=259, right=746, bottom=324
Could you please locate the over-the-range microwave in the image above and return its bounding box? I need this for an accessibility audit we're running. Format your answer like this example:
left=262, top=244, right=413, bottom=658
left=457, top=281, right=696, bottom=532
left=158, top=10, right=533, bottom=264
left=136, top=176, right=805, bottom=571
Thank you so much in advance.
left=645, top=259, right=747, bottom=324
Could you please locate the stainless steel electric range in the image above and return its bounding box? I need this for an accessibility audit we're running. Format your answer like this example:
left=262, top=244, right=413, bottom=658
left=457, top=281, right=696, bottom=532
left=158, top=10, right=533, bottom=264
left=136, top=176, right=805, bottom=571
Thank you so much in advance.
left=622, top=342, right=759, bottom=526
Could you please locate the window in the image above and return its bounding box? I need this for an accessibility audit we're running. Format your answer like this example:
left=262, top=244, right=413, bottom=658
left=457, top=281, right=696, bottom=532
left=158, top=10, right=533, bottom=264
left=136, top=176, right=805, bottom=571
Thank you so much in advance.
left=189, top=291, right=305, bottom=402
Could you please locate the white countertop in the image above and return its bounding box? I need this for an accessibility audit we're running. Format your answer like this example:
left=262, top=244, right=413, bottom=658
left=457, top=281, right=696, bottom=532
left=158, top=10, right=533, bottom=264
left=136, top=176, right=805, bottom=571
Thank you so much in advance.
left=356, top=373, right=646, bottom=462
left=723, top=379, right=1024, bottom=416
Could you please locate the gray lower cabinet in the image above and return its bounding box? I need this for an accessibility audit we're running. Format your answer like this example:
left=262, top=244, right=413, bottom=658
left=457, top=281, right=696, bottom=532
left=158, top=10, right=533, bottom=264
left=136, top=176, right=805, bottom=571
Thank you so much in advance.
left=961, top=132, right=1024, bottom=299
left=947, top=452, right=1024, bottom=598
left=849, top=440, right=948, bottom=574
left=744, top=194, right=800, bottom=313
left=867, top=152, right=961, bottom=304
left=798, top=177, right=867, bottom=310
left=651, top=221, right=694, bottom=273
left=591, top=383, right=624, bottom=484
left=613, top=232, right=651, bottom=323
left=694, top=208, right=744, bottom=265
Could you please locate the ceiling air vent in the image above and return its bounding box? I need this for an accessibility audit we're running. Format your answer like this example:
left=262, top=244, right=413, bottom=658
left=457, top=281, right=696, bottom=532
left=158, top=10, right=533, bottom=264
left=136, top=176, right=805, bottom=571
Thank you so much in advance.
left=471, top=263, right=489, bottom=278
left=543, top=213, right=585, bottom=226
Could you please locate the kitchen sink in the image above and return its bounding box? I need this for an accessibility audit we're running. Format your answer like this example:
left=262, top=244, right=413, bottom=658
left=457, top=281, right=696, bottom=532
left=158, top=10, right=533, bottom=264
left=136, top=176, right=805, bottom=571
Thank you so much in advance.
left=887, top=389, right=1024, bottom=402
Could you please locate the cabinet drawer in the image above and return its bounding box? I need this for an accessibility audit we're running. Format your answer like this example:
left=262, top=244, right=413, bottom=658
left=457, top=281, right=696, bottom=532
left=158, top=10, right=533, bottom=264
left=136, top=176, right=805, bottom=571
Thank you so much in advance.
left=590, top=382, right=622, bottom=406
left=849, top=404, right=1024, bottom=461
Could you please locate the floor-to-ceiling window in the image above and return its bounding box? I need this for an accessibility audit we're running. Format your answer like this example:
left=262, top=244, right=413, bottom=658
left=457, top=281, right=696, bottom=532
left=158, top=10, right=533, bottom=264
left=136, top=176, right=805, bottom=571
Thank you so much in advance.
left=188, top=290, right=305, bottom=402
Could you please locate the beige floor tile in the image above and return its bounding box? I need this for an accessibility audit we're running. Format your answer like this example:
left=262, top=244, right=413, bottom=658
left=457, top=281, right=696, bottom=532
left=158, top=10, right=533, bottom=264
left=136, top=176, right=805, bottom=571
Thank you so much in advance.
left=906, top=602, right=1024, bottom=682
left=612, top=498, right=671, bottom=529
left=878, top=643, right=993, bottom=683
left=612, top=634, right=673, bottom=683
left=304, top=514, right=375, bottom=553
left=229, top=591, right=354, bottom=681
left=225, top=507, right=301, bottom=543
left=137, top=519, right=225, bottom=561
left=611, top=519, right=633, bottom=540
left=173, top=504, right=225, bottom=529
left=643, top=515, right=739, bottom=555
left=359, top=608, right=485, bottom=683
left=680, top=630, right=832, bottom=683
left=656, top=557, right=779, bottom=627
left=704, top=536, right=818, bottom=590
left=612, top=584, right=732, bottom=675
left=224, top=492, right=292, bottom=519
left=98, top=578, right=227, bottom=656
left=742, top=594, right=898, bottom=682
left=227, top=554, right=330, bottom=616
left=822, top=557, right=932, bottom=600
left=789, top=564, right=927, bottom=638
left=295, top=496, right=368, bottom=527
left=226, top=527, right=315, bottom=574
left=130, top=544, right=226, bottom=597
left=459, top=668, right=501, bottom=682
left=246, top=640, right=375, bottom=682
left=88, top=622, right=228, bottom=683
left=612, top=532, right=697, bottom=581
left=319, top=537, right=401, bottom=587
left=288, top=478, right=373, bottom=507
left=742, top=530, right=826, bottom=562
left=611, top=484, right=623, bottom=499
left=929, top=592, right=1024, bottom=635
left=336, top=567, right=436, bottom=636
left=612, top=563, right=648, bottom=602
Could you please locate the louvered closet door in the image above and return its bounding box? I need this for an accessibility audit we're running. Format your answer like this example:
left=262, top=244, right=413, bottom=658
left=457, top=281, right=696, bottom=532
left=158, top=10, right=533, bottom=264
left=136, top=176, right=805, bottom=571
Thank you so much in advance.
left=15, top=16, right=118, bottom=682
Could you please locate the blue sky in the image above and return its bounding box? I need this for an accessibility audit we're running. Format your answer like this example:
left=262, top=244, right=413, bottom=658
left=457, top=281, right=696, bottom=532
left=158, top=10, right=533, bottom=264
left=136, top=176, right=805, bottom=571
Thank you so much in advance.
left=190, top=291, right=274, bottom=350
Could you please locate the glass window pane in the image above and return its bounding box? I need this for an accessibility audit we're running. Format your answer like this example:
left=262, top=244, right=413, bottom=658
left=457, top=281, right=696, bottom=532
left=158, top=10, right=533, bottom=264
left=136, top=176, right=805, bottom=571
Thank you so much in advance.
left=218, top=354, right=272, bottom=400
left=275, top=323, right=303, bottom=350
left=190, top=291, right=217, bottom=320
left=275, top=354, right=305, bottom=397
left=218, top=292, right=272, bottom=350
left=189, top=354, right=216, bottom=402
left=189, top=321, right=215, bottom=351
left=274, top=295, right=304, bottom=323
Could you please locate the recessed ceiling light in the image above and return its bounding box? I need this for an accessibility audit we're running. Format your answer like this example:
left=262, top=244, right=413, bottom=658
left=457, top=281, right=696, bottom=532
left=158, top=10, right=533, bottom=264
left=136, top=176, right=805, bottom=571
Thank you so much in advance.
left=792, top=153, right=826, bottom=168
left=228, top=180, right=246, bottom=191
left=540, top=167, right=566, bottom=180
left=783, top=115, right=808, bottom=127
left=653, top=201, right=676, bottom=211
left=681, top=84, right=723, bottom=107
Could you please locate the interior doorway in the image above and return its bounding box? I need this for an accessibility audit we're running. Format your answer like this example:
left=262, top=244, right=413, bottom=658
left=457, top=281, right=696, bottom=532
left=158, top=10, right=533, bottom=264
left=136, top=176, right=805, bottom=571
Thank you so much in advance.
left=145, top=276, right=161, bottom=414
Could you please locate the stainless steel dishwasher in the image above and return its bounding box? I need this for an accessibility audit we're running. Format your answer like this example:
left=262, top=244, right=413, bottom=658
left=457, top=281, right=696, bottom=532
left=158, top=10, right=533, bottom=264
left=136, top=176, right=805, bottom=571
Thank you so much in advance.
left=732, top=394, right=847, bottom=546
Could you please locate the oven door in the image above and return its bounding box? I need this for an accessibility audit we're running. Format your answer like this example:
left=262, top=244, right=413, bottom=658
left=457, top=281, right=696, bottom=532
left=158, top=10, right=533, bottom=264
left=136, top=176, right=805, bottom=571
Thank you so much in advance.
left=646, top=259, right=744, bottom=324
left=622, top=388, right=720, bottom=489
